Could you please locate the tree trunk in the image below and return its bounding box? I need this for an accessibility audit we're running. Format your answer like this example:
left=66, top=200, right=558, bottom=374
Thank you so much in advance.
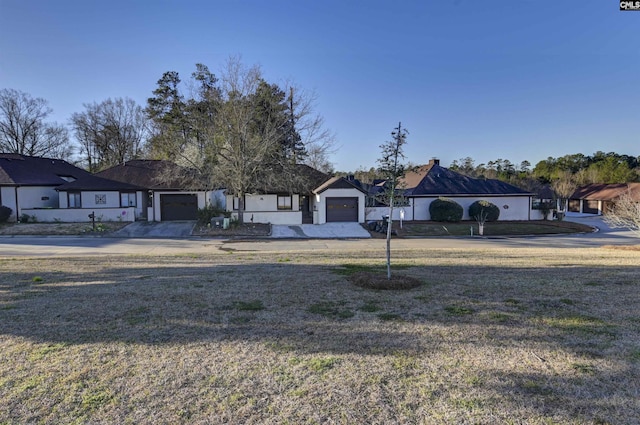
left=386, top=205, right=394, bottom=280
left=237, top=195, right=245, bottom=224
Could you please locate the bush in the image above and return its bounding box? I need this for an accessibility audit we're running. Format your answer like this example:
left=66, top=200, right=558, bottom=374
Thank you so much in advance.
left=468, top=200, right=500, bottom=222
left=429, top=198, right=463, bottom=222
left=19, top=213, right=31, bottom=223
left=0, top=205, right=13, bottom=223
left=0, top=205, right=12, bottom=223
left=197, top=202, right=229, bottom=225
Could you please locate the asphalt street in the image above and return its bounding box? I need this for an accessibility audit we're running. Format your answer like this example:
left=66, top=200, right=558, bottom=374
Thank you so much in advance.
left=0, top=222, right=635, bottom=257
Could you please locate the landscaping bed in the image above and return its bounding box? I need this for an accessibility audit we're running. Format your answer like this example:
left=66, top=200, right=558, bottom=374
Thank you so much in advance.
left=0, top=221, right=131, bottom=236
left=367, top=220, right=594, bottom=238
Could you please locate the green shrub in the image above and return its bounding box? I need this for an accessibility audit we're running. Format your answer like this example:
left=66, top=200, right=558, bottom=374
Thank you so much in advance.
left=429, top=198, right=463, bottom=222
left=19, top=213, right=31, bottom=223
left=468, top=200, right=500, bottom=222
left=0, top=205, right=12, bottom=223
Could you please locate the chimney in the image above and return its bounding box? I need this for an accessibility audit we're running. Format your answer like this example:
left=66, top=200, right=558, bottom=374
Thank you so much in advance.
left=429, top=158, right=440, bottom=166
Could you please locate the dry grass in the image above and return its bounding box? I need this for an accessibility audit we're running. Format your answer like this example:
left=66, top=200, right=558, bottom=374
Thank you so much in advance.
left=0, top=221, right=130, bottom=235
left=1, top=246, right=639, bottom=424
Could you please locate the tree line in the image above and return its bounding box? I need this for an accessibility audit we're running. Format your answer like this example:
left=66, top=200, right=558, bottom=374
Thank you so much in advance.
left=1, top=58, right=336, bottom=223
left=0, top=58, right=335, bottom=175
left=345, top=152, right=639, bottom=200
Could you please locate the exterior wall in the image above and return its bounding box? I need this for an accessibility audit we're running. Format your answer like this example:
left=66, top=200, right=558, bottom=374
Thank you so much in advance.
left=314, top=188, right=366, bottom=224
left=59, top=190, right=146, bottom=220
left=18, top=186, right=59, bottom=209
left=411, top=196, right=532, bottom=221
left=22, top=207, right=136, bottom=222
left=226, top=194, right=300, bottom=213
left=0, top=186, right=18, bottom=221
left=230, top=210, right=302, bottom=225
left=0, top=185, right=59, bottom=222
left=151, top=190, right=208, bottom=221
left=209, top=190, right=226, bottom=209
left=225, top=193, right=301, bottom=224
left=365, top=202, right=415, bottom=222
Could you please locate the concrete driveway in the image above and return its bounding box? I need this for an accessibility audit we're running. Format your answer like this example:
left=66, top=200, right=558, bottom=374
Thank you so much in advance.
left=271, top=222, right=371, bottom=238
left=111, top=221, right=196, bottom=238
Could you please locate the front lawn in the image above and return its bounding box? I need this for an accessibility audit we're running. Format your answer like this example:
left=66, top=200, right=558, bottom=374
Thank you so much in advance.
left=1, top=246, right=639, bottom=424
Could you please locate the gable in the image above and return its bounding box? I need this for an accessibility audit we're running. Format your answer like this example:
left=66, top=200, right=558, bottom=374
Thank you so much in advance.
left=313, top=176, right=367, bottom=195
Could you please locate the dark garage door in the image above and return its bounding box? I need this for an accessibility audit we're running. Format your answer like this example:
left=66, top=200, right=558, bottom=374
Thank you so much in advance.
left=160, top=194, right=198, bottom=221
left=326, top=197, right=358, bottom=222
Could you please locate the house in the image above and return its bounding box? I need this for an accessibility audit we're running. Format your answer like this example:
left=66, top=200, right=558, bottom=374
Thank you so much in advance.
left=225, top=164, right=367, bottom=225
left=312, top=175, right=368, bottom=224
left=96, top=160, right=223, bottom=221
left=568, top=183, right=640, bottom=215
left=365, top=159, right=536, bottom=221
left=0, top=153, right=94, bottom=222
left=53, top=174, right=145, bottom=222
left=0, top=153, right=145, bottom=223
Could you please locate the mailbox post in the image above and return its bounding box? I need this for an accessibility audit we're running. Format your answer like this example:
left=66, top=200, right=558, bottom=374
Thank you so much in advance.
left=88, top=211, right=95, bottom=231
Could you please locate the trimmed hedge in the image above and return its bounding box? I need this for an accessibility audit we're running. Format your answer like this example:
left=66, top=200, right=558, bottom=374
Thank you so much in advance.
left=469, top=200, right=500, bottom=222
left=429, top=198, right=463, bottom=222
left=0, top=205, right=12, bottom=223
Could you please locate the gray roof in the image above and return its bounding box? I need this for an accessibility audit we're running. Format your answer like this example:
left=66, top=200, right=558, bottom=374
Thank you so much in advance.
left=56, top=174, right=144, bottom=192
left=402, top=164, right=531, bottom=197
left=0, top=153, right=93, bottom=186
left=96, top=160, right=199, bottom=190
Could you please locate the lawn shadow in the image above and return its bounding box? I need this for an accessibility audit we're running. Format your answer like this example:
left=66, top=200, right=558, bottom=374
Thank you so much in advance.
left=2, top=259, right=639, bottom=423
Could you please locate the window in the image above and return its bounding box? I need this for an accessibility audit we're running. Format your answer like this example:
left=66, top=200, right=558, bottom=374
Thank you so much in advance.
left=277, top=195, right=292, bottom=210
left=68, top=192, right=81, bottom=208
left=95, top=194, right=107, bottom=205
left=232, top=196, right=241, bottom=211
left=120, top=192, right=136, bottom=207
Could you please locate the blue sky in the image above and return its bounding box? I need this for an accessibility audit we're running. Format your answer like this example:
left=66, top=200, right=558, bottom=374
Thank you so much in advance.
left=1, top=0, right=638, bottom=172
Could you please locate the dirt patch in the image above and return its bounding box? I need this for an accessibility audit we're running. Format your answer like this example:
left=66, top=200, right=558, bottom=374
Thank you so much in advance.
left=192, top=223, right=271, bottom=237
left=0, top=222, right=130, bottom=236
left=349, top=271, right=422, bottom=290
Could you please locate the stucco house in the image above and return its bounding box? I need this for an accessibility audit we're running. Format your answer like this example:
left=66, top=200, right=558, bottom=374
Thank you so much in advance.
left=225, top=164, right=367, bottom=225
left=96, top=160, right=223, bottom=221
left=365, top=159, right=536, bottom=221
left=0, top=153, right=146, bottom=223
left=0, top=153, right=93, bottom=222
left=568, top=183, right=640, bottom=215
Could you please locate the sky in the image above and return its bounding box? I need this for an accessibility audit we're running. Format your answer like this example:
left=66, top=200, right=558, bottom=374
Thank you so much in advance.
left=1, top=0, right=639, bottom=172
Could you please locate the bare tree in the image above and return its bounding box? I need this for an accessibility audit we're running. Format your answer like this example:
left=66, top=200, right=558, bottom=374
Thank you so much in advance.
left=603, top=188, right=640, bottom=237
left=377, top=122, right=408, bottom=279
left=212, top=58, right=290, bottom=223
left=551, top=171, right=576, bottom=211
left=286, top=84, right=336, bottom=173
left=0, top=88, right=73, bottom=159
left=70, top=98, right=148, bottom=171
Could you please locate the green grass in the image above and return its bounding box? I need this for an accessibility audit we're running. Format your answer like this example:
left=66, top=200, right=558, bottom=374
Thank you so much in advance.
left=232, top=300, right=265, bottom=311
left=444, top=305, right=475, bottom=315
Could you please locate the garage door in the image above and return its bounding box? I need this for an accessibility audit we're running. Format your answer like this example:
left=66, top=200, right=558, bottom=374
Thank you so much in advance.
left=160, top=194, right=198, bottom=221
left=326, top=197, right=358, bottom=222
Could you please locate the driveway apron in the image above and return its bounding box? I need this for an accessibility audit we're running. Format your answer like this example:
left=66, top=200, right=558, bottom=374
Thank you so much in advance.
left=111, top=221, right=196, bottom=238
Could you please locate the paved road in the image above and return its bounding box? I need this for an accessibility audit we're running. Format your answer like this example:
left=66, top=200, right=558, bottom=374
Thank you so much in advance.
left=0, top=227, right=635, bottom=257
